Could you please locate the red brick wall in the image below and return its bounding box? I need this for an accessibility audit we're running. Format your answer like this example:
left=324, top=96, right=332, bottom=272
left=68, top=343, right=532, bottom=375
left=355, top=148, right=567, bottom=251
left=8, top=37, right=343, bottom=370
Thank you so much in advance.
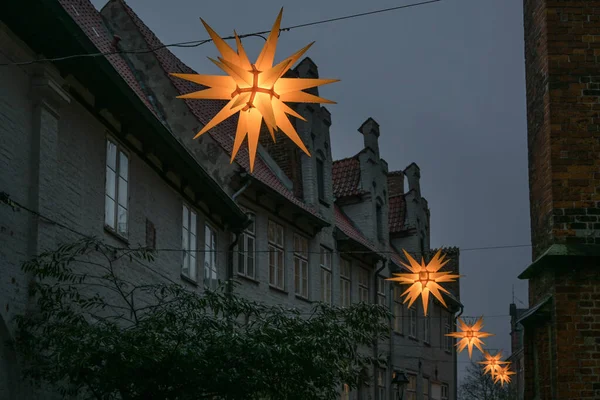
left=524, top=320, right=554, bottom=400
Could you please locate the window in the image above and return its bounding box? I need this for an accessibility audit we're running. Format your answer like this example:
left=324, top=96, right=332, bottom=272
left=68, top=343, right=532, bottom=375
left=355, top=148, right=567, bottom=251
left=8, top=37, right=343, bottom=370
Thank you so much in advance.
left=145, top=219, right=156, bottom=249
left=423, top=377, right=429, bottom=400
left=320, top=247, right=332, bottom=303
left=377, top=277, right=386, bottom=306
left=423, top=306, right=431, bottom=343
left=204, top=224, right=218, bottom=289
left=444, top=314, right=453, bottom=352
left=406, top=374, right=417, bottom=400
left=441, top=384, right=449, bottom=400
left=377, top=369, right=386, bottom=400
left=358, top=268, right=369, bottom=303
left=393, top=287, right=403, bottom=333
left=294, top=234, right=309, bottom=298
left=237, top=212, right=255, bottom=279
left=268, top=220, right=285, bottom=289
left=317, top=158, right=325, bottom=200
left=340, top=384, right=350, bottom=400
left=105, top=139, right=129, bottom=237
left=340, top=258, right=351, bottom=307
left=181, top=204, right=197, bottom=280
left=376, top=203, right=383, bottom=241
left=409, top=306, right=417, bottom=338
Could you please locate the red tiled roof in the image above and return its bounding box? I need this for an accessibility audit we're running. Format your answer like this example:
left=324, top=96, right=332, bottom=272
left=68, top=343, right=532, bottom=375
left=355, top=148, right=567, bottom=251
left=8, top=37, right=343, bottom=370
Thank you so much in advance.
left=58, top=0, right=158, bottom=120
left=334, top=204, right=382, bottom=256
left=388, top=195, right=407, bottom=233
left=332, top=156, right=366, bottom=198
left=116, top=1, right=323, bottom=219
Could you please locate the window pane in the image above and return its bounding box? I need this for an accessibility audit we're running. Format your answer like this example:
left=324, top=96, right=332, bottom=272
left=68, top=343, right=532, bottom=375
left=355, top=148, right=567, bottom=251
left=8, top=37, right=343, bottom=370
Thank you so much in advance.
left=119, top=151, right=128, bottom=180
left=238, top=242, right=245, bottom=274
left=190, top=211, right=197, bottom=234
left=105, top=196, right=115, bottom=227
left=118, top=177, right=128, bottom=207
left=117, top=206, right=127, bottom=235
left=183, top=206, right=189, bottom=229
left=268, top=221, right=275, bottom=242
left=277, top=251, right=284, bottom=288
left=106, top=141, right=117, bottom=170
left=247, top=253, right=254, bottom=278
left=276, top=225, right=283, bottom=246
left=105, top=167, right=116, bottom=199
left=190, top=232, right=196, bottom=254
left=189, top=255, right=196, bottom=280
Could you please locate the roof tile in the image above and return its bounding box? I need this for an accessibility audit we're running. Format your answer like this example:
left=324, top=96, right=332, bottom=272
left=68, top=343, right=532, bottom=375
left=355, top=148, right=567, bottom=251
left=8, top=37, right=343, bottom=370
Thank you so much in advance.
left=332, top=156, right=365, bottom=198
left=388, top=195, right=407, bottom=233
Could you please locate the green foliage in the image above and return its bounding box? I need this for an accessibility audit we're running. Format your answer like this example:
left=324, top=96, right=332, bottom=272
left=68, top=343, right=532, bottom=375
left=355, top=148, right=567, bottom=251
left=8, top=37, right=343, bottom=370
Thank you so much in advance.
left=15, top=238, right=390, bottom=400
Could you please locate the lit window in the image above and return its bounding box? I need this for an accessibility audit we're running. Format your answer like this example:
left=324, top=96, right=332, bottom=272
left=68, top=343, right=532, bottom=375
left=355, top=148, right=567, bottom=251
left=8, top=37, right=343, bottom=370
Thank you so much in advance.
left=358, top=268, right=369, bottom=302
left=378, top=369, right=386, bottom=400
left=341, top=383, right=350, bottom=400
left=268, top=220, right=285, bottom=289
left=105, top=139, right=129, bottom=237
left=320, top=247, right=332, bottom=303
left=406, top=374, right=417, bottom=400
left=204, top=224, right=217, bottom=289
left=393, top=287, right=403, bottom=333
left=340, top=258, right=352, bottom=307
left=409, top=306, right=417, bottom=338
left=181, top=204, right=197, bottom=280
left=423, top=377, right=429, bottom=400
left=237, top=211, right=255, bottom=279
left=294, top=234, right=309, bottom=298
left=377, top=276, right=386, bottom=306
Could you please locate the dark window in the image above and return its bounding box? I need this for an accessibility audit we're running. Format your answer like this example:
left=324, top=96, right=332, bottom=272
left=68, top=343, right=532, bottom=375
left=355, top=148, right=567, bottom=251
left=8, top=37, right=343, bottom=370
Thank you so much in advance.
left=316, top=158, right=325, bottom=200
left=145, top=218, right=156, bottom=249
left=420, top=237, right=425, bottom=255
left=376, top=204, right=383, bottom=241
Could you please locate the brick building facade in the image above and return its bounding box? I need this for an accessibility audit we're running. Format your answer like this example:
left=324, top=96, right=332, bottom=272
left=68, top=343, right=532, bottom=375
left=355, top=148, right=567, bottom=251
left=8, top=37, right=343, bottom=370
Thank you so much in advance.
left=0, top=0, right=462, bottom=399
left=519, top=1, right=600, bottom=399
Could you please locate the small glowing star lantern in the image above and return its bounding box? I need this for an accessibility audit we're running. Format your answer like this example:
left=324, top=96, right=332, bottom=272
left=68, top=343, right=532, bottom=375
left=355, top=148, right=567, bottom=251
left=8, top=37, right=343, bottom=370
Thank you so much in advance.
left=493, top=365, right=515, bottom=387
left=171, top=9, right=339, bottom=172
left=386, top=250, right=461, bottom=316
left=478, top=350, right=510, bottom=378
left=445, top=317, right=494, bottom=359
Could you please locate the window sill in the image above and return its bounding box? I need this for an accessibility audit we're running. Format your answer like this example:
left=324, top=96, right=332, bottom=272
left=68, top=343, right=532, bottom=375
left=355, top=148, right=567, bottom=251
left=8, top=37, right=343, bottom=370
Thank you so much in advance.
left=269, top=285, right=288, bottom=295
left=424, top=341, right=431, bottom=347
left=236, top=274, right=260, bottom=285
left=318, top=198, right=330, bottom=207
left=104, top=225, right=129, bottom=245
left=295, top=294, right=312, bottom=303
left=444, top=350, right=452, bottom=355
left=180, top=274, right=199, bottom=287
left=392, top=331, right=404, bottom=337
left=408, top=335, right=418, bottom=342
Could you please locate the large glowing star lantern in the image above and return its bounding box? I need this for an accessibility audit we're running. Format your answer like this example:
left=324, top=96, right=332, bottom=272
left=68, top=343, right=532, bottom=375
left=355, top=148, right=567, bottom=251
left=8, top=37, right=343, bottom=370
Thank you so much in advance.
left=445, top=317, right=494, bottom=359
left=478, top=351, right=510, bottom=378
left=386, top=250, right=461, bottom=316
left=493, top=365, right=515, bottom=387
left=171, top=9, right=339, bottom=172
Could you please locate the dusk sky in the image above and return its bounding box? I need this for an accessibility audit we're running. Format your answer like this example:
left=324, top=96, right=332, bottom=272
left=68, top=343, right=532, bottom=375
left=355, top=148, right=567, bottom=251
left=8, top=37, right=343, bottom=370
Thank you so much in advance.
left=91, top=0, right=532, bottom=380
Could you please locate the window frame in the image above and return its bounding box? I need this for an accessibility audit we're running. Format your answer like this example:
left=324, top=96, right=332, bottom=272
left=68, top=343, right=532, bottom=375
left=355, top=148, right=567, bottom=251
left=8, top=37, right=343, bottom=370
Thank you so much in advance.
left=104, top=137, right=130, bottom=238
left=237, top=211, right=256, bottom=279
left=294, top=234, right=309, bottom=298
left=409, top=305, right=418, bottom=339
left=268, top=220, right=285, bottom=290
left=441, top=383, right=449, bottom=400
left=377, top=276, right=386, bottom=306
left=444, top=314, right=453, bottom=352
left=377, top=368, right=386, bottom=400
left=181, top=203, right=198, bottom=281
left=320, top=246, right=332, bottom=304
left=423, top=377, right=429, bottom=400
left=358, top=267, right=369, bottom=303
left=204, top=222, right=218, bottom=289
left=406, top=374, right=417, bottom=400
left=393, top=287, right=403, bottom=334
left=340, top=258, right=352, bottom=307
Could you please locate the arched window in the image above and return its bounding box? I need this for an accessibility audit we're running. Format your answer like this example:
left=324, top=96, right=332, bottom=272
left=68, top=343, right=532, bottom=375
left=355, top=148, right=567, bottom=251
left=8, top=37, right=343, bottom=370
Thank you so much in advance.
left=316, top=151, right=325, bottom=201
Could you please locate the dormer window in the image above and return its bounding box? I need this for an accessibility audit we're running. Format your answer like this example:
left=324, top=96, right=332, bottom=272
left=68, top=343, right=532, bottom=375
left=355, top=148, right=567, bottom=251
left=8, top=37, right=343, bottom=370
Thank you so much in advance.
left=316, top=157, right=325, bottom=201
left=376, top=202, right=383, bottom=242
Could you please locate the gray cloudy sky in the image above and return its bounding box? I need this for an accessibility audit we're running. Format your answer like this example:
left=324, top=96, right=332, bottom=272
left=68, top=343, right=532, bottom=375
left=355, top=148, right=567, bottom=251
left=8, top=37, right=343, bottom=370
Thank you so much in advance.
left=92, top=0, right=531, bottom=381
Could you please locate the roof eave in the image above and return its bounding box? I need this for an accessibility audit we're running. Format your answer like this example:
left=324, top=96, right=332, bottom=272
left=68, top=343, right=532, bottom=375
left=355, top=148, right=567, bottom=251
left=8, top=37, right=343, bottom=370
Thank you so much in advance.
left=519, top=243, right=600, bottom=279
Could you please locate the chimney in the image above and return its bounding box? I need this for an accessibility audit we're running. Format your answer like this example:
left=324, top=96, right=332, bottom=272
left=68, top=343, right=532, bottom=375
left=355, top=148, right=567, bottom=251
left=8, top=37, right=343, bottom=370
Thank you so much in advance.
left=387, top=171, right=404, bottom=197
left=358, top=117, right=380, bottom=158
left=404, top=162, right=421, bottom=197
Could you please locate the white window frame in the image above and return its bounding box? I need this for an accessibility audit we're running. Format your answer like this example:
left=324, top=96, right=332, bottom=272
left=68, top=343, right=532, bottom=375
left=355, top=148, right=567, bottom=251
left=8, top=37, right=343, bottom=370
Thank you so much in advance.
left=423, top=377, right=429, bottom=400
left=104, top=138, right=129, bottom=237
left=181, top=203, right=197, bottom=280
left=294, top=234, right=309, bottom=298
left=406, top=374, right=417, bottom=400
left=320, top=247, right=332, bottom=304
left=377, top=276, right=386, bottom=306
left=237, top=211, right=256, bottom=279
left=377, top=368, right=386, bottom=400
left=441, top=383, right=449, bottom=400
left=444, top=314, right=453, bottom=352
left=409, top=306, right=417, bottom=338
left=358, top=268, right=369, bottom=303
left=340, top=258, right=352, bottom=307
left=204, top=223, right=218, bottom=289
left=393, top=287, right=403, bottom=334
left=268, top=220, right=285, bottom=289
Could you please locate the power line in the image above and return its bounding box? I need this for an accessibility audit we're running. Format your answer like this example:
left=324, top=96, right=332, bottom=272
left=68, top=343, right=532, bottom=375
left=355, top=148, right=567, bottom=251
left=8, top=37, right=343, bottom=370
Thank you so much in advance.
left=0, top=0, right=441, bottom=67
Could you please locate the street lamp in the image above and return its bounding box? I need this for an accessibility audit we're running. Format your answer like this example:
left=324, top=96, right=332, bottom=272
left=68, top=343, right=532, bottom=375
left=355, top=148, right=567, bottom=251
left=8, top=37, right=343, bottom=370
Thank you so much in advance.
left=391, top=370, right=409, bottom=400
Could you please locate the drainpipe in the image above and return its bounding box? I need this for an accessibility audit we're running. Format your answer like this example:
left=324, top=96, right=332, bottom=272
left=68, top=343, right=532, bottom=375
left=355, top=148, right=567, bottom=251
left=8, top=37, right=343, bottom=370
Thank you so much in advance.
left=453, top=304, right=464, bottom=400
left=387, top=258, right=394, bottom=400
left=226, top=176, right=252, bottom=296
left=373, top=257, right=387, bottom=399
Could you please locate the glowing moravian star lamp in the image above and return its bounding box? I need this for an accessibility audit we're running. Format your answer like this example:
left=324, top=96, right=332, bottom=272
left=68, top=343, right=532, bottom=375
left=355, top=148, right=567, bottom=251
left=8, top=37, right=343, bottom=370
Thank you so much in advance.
left=170, top=9, right=339, bottom=172
left=493, top=365, right=515, bottom=387
left=478, top=350, right=510, bottom=378
left=386, top=250, right=461, bottom=316
left=445, top=317, right=494, bottom=359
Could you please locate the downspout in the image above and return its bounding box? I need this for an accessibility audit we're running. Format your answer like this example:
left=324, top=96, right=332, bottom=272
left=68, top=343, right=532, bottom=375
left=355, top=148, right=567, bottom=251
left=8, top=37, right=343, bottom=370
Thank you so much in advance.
left=387, top=258, right=394, bottom=400
left=453, top=304, right=464, bottom=400
left=226, top=176, right=252, bottom=297
left=373, top=257, right=387, bottom=399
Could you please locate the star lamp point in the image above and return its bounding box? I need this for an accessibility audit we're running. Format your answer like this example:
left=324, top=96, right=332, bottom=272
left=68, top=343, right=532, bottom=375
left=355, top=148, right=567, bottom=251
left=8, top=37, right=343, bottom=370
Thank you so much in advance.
left=445, top=316, right=494, bottom=359
left=493, top=364, right=515, bottom=387
left=171, top=9, right=339, bottom=172
left=478, top=350, right=510, bottom=378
